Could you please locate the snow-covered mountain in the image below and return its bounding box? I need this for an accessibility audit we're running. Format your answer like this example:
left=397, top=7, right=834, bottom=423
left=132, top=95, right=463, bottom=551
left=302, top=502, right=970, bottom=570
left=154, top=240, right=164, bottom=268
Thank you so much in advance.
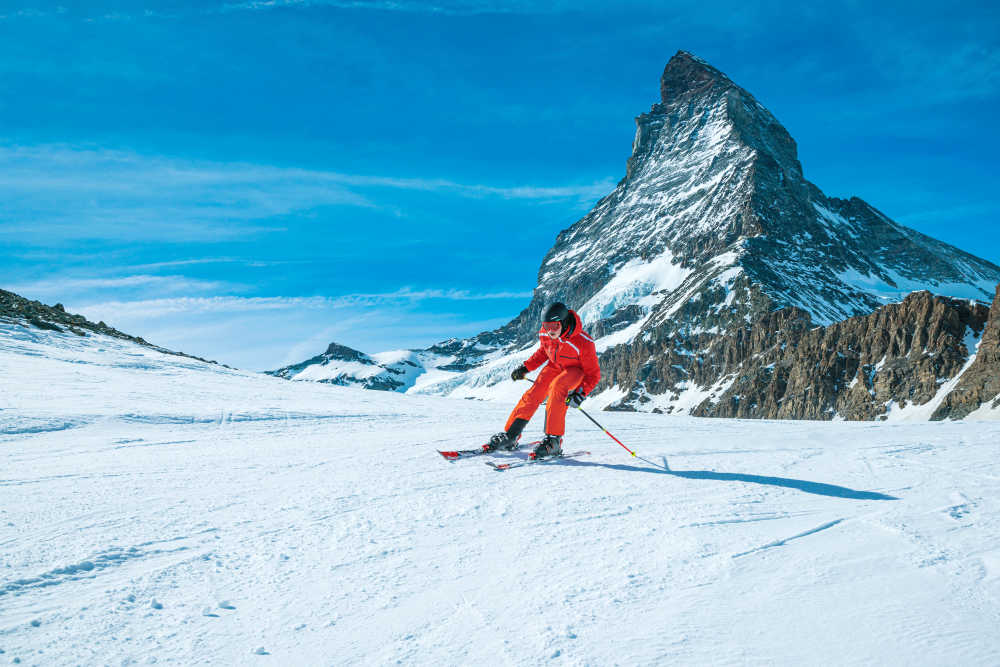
left=268, top=342, right=421, bottom=391
left=272, top=51, right=1000, bottom=420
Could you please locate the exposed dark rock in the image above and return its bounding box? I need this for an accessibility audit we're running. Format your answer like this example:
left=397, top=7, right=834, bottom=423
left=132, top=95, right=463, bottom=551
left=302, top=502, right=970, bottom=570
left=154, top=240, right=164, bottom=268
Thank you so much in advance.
left=1, top=288, right=227, bottom=367
left=675, top=291, right=991, bottom=420
left=931, top=284, right=1000, bottom=420
left=323, top=342, right=372, bottom=364
left=27, top=317, right=63, bottom=332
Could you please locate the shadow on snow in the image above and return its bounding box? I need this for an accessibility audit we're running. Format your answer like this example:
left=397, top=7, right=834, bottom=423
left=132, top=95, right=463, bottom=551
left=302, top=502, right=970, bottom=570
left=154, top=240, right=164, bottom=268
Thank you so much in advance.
left=561, top=457, right=898, bottom=501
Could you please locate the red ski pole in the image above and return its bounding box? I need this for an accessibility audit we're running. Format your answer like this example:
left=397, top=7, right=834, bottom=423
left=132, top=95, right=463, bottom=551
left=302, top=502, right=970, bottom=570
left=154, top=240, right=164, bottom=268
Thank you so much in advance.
left=572, top=405, right=637, bottom=457
left=522, top=377, right=637, bottom=457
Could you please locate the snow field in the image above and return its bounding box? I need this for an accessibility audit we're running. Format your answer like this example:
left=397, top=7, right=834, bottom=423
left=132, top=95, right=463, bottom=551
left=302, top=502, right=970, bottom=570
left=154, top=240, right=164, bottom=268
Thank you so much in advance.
left=3, top=324, right=1000, bottom=665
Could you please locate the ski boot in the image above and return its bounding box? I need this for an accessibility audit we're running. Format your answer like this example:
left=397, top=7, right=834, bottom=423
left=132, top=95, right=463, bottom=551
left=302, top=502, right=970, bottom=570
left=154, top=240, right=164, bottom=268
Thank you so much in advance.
left=482, top=419, right=527, bottom=453
left=483, top=431, right=520, bottom=453
left=530, top=435, right=563, bottom=460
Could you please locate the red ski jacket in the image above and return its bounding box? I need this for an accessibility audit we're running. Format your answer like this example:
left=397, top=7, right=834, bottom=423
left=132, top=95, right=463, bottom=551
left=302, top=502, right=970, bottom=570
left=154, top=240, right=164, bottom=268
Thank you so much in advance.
left=523, top=309, right=601, bottom=395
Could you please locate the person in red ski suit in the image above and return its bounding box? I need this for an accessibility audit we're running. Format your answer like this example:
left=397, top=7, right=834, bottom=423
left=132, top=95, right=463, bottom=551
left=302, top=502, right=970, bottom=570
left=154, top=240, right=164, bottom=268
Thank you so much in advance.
left=485, top=302, right=600, bottom=459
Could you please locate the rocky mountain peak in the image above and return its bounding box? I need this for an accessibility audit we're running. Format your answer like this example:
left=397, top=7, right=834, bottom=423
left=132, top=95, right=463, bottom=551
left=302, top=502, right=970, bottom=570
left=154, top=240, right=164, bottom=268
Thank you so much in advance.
left=324, top=342, right=371, bottom=363
left=659, top=50, right=734, bottom=104
left=650, top=50, right=802, bottom=186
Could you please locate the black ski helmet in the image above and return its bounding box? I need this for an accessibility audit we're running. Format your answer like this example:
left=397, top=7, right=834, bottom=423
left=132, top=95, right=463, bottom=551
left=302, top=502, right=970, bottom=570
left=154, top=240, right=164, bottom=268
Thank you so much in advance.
left=542, top=302, right=569, bottom=325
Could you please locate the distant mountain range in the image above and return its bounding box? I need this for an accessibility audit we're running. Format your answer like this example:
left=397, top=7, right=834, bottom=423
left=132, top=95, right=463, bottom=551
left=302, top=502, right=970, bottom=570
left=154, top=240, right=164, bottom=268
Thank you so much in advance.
left=269, top=51, right=1000, bottom=421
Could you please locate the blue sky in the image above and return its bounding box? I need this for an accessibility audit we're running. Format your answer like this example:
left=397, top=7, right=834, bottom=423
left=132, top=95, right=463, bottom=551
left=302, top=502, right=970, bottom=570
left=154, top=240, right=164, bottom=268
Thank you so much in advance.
left=1, top=0, right=998, bottom=370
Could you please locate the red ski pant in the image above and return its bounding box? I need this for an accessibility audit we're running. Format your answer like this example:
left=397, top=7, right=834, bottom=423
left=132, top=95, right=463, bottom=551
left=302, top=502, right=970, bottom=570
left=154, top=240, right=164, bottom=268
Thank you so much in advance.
left=505, top=364, right=584, bottom=437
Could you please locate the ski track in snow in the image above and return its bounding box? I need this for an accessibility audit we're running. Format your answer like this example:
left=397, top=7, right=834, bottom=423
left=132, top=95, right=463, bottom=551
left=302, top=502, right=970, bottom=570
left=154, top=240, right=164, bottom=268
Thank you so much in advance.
left=2, top=325, right=1000, bottom=664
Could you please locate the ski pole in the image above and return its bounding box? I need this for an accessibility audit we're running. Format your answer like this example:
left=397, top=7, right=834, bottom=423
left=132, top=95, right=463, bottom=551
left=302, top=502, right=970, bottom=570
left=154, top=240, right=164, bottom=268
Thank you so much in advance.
left=521, top=377, right=637, bottom=457
left=572, top=405, right=637, bottom=457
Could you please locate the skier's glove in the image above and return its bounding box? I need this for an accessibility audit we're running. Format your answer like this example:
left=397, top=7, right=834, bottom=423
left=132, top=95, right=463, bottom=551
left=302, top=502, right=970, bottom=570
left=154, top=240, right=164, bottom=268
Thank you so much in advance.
left=511, top=365, right=528, bottom=381
left=566, top=389, right=586, bottom=408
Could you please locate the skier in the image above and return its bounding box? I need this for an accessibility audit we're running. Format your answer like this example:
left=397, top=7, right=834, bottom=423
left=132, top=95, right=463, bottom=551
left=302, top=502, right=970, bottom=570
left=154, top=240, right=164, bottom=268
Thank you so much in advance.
left=484, top=302, right=601, bottom=459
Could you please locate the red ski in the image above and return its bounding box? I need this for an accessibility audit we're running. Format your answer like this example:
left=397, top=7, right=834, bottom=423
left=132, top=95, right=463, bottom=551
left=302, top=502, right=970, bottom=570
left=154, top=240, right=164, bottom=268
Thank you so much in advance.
left=437, top=446, right=488, bottom=460
left=486, top=450, right=590, bottom=471
left=438, top=441, right=540, bottom=461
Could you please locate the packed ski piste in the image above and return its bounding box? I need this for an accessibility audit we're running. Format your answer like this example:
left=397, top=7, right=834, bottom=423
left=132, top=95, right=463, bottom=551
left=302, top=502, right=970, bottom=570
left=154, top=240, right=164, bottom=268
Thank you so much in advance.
left=3, top=308, right=1000, bottom=665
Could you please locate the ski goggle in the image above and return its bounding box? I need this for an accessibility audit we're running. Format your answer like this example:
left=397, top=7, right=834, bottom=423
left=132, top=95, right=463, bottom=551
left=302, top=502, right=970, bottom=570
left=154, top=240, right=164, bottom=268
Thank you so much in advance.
left=541, top=321, right=561, bottom=336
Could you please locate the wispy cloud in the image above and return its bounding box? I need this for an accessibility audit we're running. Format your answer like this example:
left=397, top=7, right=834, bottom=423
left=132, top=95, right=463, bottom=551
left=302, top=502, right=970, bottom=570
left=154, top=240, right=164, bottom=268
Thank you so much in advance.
left=880, top=42, right=1000, bottom=106
left=119, top=257, right=316, bottom=271
left=219, top=0, right=586, bottom=17
left=0, top=144, right=613, bottom=242
left=0, top=1, right=584, bottom=21
left=0, top=8, right=60, bottom=20
left=74, top=287, right=531, bottom=320
left=315, top=171, right=615, bottom=202
left=8, top=274, right=233, bottom=299
left=122, top=257, right=255, bottom=270
left=0, top=143, right=611, bottom=201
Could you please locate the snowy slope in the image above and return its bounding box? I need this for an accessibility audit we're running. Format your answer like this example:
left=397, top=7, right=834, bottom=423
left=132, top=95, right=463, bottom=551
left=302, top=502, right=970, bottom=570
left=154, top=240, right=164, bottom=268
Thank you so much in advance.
left=4, top=321, right=1000, bottom=664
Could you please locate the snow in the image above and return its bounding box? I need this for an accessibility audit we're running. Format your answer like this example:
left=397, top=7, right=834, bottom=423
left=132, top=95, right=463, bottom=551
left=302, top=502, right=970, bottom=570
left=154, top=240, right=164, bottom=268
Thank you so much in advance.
left=279, top=345, right=458, bottom=394
left=407, top=345, right=530, bottom=402
left=371, top=349, right=420, bottom=366
left=293, top=358, right=383, bottom=381
left=580, top=249, right=742, bottom=355
left=576, top=251, right=692, bottom=325
left=836, top=266, right=996, bottom=305
left=874, top=355, right=888, bottom=373
left=654, top=372, right=739, bottom=415
left=813, top=202, right=861, bottom=239
left=965, top=393, right=1000, bottom=420
left=593, top=317, right=645, bottom=353
left=754, top=201, right=999, bottom=329
left=4, top=322, right=1000, bottom=664
left=585, top=384, right=628, bottom=411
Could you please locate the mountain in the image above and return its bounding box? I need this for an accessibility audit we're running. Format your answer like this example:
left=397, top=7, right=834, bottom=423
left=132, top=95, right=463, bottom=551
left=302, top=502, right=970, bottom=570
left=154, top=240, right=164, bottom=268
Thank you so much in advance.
left=1, top=288, right=226, bottom=368
left=267, top=342, right=430, bottom=391
left=271, top=51, right=1000, bottom=420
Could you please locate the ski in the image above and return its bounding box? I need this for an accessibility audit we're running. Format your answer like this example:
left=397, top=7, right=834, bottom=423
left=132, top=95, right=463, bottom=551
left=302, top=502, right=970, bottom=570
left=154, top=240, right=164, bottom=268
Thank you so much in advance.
left=438, top=446, right=488, bottom=460
left=438, top=441, right=540, bottom=461
left=485, top=450, right=590, bottom=471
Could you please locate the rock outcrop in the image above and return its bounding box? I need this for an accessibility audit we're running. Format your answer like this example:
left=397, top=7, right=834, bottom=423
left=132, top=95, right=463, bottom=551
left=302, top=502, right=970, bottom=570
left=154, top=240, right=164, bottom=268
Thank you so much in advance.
left=1, top=288, right=225, bottom=367
left=930, top=284, right=1000, bottom=420
left=2, top=288, right=141, bottom=340
left=597, top=290, right=993, bottom=419
left=695, top=291, right=988, bottom=420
